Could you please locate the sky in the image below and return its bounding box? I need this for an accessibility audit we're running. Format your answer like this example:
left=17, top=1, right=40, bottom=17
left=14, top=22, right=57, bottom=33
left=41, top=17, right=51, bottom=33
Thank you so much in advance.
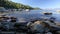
left=11, top=0, right=60, bottom=9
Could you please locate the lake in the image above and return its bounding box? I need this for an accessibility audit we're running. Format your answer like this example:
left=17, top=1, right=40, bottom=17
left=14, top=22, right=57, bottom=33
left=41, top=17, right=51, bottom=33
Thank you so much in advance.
left=6, top=10, right=60, bottom=22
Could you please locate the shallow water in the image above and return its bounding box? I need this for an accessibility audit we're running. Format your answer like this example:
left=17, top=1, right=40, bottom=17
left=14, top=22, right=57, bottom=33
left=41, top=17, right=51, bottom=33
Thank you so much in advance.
left=6, top=10, right=60, bottom=22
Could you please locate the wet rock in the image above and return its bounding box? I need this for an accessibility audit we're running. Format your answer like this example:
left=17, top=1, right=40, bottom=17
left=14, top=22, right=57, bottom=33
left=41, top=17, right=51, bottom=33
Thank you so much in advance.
left=0, top=16, right=10, bottom=22
left=29, top=20, right=50, bottom=33
left=50, top=17, right=56, bottom=20
left=14, top=23, right=28, bottom=32
left=49, top=20, right=55, bottom=23
left=10, top=19, right=16, bottom=22
left=10, top=17, right=17, bottom=22
left=44, top=12, right=52, bottom=15
left=10, top=17, right=16, bottom=19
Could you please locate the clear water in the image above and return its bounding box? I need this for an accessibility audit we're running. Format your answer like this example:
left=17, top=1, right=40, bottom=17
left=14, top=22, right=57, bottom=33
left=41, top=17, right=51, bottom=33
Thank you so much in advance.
left=6, top=10, right=60, bottom=22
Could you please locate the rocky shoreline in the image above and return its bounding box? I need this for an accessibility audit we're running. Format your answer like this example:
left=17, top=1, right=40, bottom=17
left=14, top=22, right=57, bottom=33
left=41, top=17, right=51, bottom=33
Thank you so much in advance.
left=0, top=15, right=60, bottom=34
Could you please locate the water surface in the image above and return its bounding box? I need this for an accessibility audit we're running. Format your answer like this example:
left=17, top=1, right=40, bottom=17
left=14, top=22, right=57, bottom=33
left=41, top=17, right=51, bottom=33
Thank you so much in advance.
left=6, top=10, right=60, bottom=22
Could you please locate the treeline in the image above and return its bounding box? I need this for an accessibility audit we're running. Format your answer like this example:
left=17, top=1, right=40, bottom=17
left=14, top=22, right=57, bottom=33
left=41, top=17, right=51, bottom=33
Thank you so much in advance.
left=0, top=0, right=34, bottom=9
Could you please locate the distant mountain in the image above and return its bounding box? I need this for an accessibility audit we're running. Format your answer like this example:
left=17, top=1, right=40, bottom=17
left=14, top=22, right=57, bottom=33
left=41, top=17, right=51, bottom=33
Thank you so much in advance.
left=43, top=8, right=60, bottom=11
left=0, top=0, right=34, bottom=9
left=53, top=8, right=60, bottom=10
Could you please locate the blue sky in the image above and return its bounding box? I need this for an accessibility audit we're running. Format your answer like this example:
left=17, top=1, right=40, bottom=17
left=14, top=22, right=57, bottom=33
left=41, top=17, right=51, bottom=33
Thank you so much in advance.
left=11, top=0, right=60, bottom=9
